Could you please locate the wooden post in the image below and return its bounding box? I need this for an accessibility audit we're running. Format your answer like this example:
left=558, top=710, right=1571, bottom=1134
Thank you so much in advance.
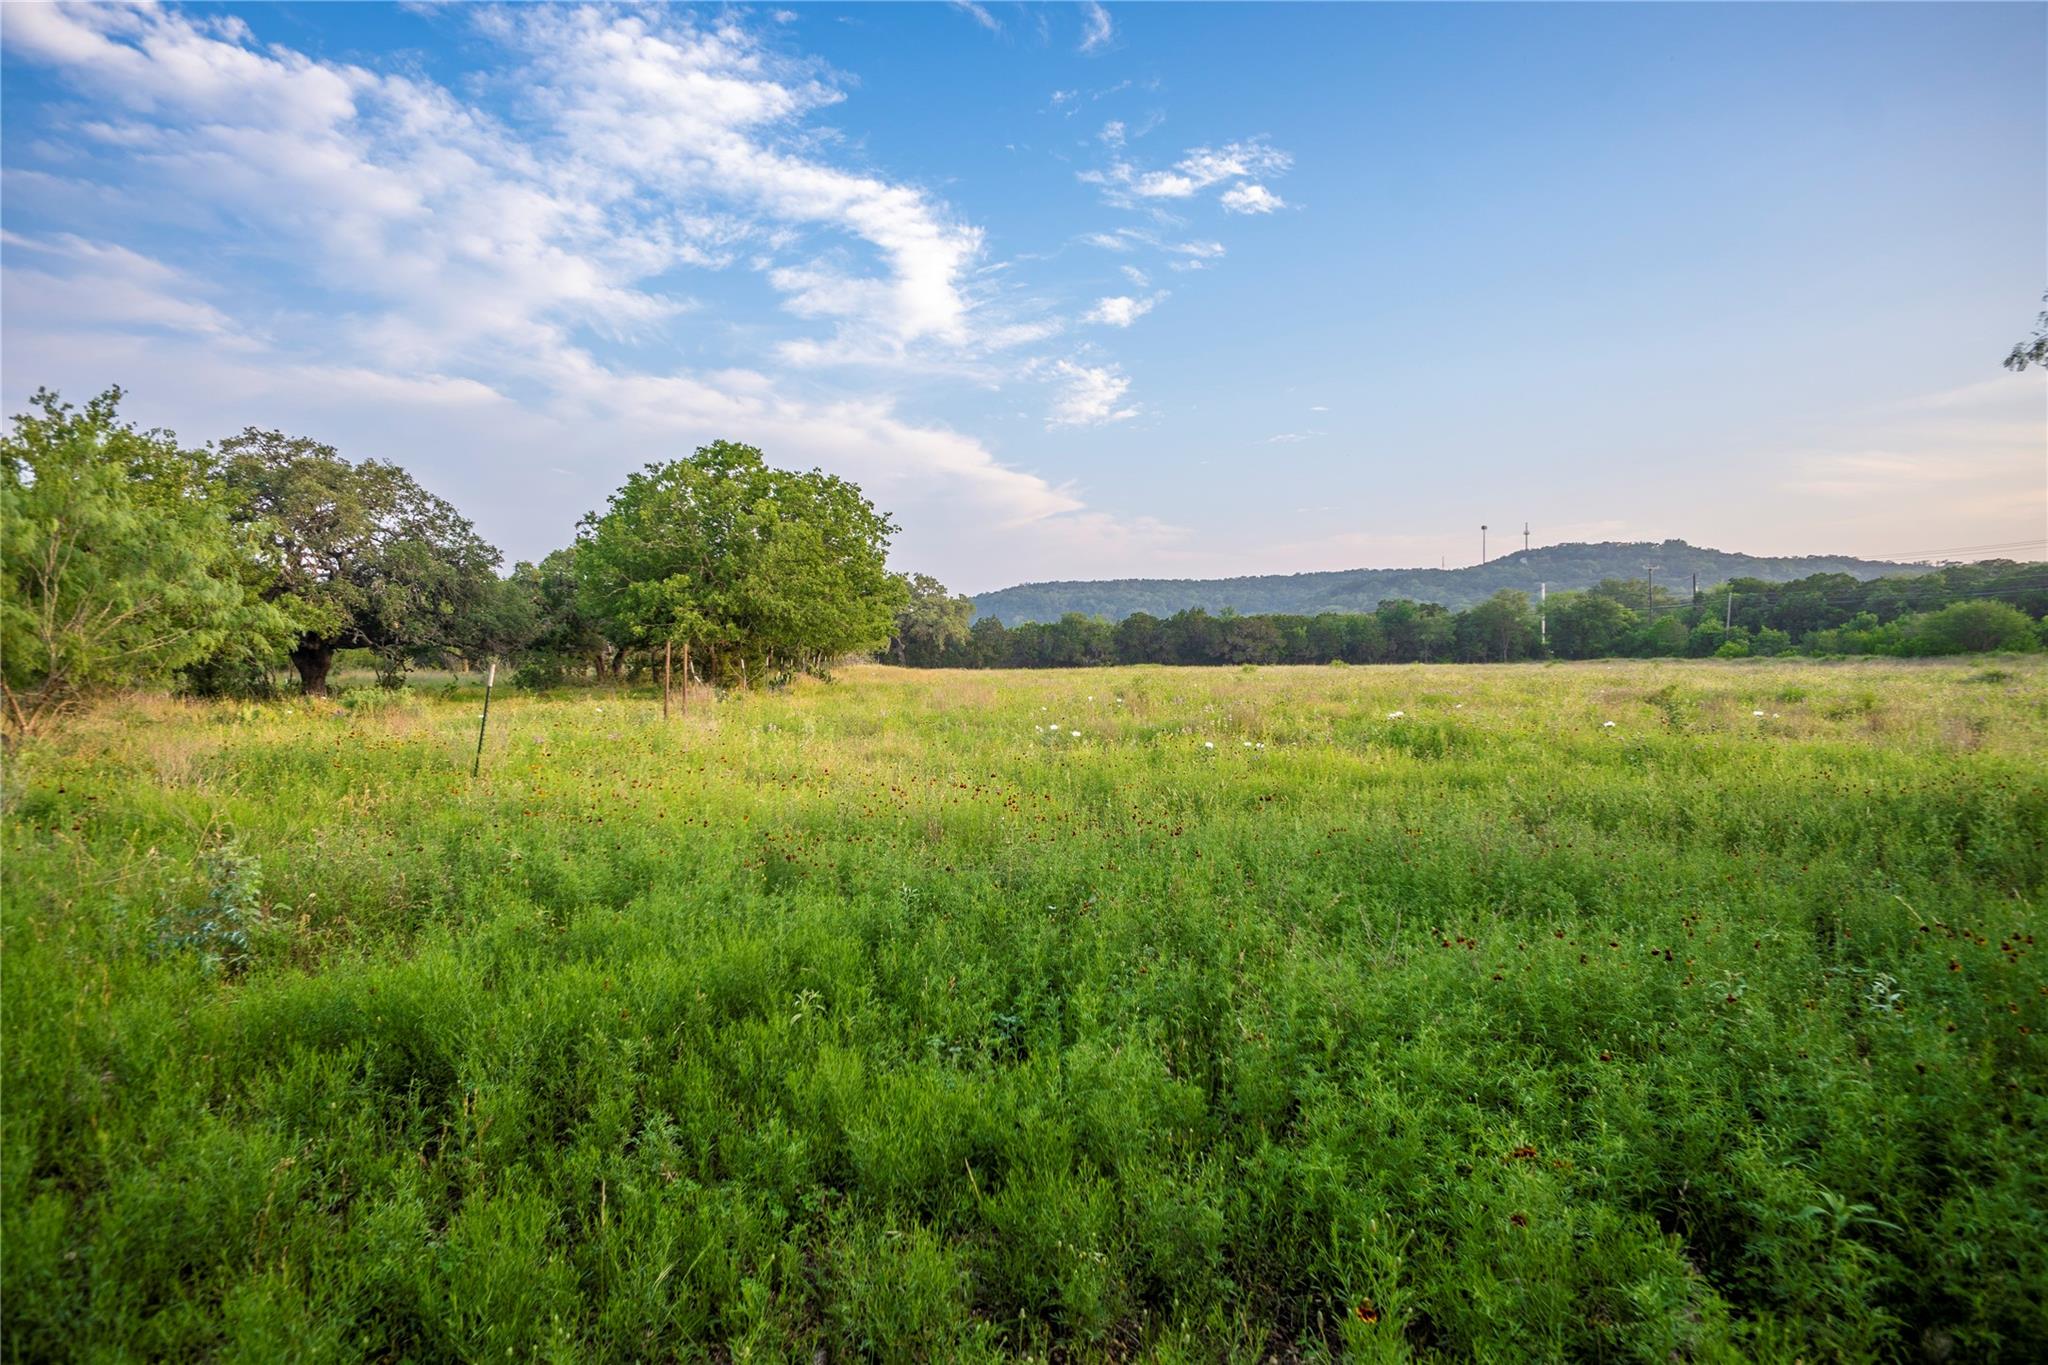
left=680, top=642, right=689, bottom=713
left=663, top=640, right=672, bottom=721
left=472, top=662, right=495, bottom=778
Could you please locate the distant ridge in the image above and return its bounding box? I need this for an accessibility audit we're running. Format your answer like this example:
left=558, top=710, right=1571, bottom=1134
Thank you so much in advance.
left=970, top=540, right=1935, bottom=625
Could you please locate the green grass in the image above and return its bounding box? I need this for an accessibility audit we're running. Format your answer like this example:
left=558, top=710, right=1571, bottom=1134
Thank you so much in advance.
left=5, top=658, right=2046, bottom=1361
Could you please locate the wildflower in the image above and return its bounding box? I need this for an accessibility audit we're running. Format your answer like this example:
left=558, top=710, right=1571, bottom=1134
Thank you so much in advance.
left=1354, top=1300, right=1380, bottom=1324
left=1203, top=741, right=1215, bottom=750
left=1753, top=710, right=1766, bottom=717
left=1243, top=740, right=1254, bottom=747
left=1069, top=730, right=1080, bottom=738
left=1387, top=710, right=1405, bottom=719
left=1601, top=721, right=1616, bottom=728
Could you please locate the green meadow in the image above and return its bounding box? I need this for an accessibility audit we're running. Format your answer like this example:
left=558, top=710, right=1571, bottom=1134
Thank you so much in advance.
left=4, top=658, right=2045, bottom=1362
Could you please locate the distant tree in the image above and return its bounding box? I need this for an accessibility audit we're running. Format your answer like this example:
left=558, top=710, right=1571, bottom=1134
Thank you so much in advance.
left=1, top=388, right=292, bottom=733
left=965, top=615, right=1010, bottom=666
left=215, top=429, right=499, bottom=695
left=575, top=441, right=905, bottom=687
left=1165, top=608, right=1226, bottom=664
left=503, top=547, right=611, bottom=684
left=2006, top=291, right=2048, bottom=371
left=1546, top=592, right=1638, bottom=660
left=1903, top=600, right=2038, bottom=655
left=1220, top=614, right=1283, bottom=664
left=889, top=573, right=974, bottom=666
left=1630, top=614, right=1691, bottom=657
left=1458, top=589, right=1538, bottom=661
left=1113, top=611, right=1167, bottom=664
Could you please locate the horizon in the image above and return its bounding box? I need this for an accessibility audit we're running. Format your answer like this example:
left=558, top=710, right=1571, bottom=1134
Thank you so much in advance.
left=4, top=2, right=2045, bottom=594
left=973, top=535, right=2040, bottom=596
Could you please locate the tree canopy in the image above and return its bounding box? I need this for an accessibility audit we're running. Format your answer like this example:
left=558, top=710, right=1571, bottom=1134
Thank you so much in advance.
left=574, top=441, right=906, bottom=687
left=889, top=573, right=975, bottom=665
left=216, top=429, right=500, bottom=695
left=1, top=388, right=292, bottom=732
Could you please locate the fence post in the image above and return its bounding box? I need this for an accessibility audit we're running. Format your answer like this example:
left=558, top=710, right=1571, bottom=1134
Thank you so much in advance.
left=472, top=662, right=495, bottom=778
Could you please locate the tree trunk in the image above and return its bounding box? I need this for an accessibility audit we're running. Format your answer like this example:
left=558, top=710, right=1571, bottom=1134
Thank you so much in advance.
left=291, top=639, right=336, bottom=697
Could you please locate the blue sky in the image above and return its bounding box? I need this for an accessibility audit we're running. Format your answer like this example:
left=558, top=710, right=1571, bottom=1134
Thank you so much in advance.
left=3, top=2, right=2043, bottom=592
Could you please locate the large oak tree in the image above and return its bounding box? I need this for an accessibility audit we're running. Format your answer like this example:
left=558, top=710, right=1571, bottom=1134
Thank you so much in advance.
left=216, top=430, right=500, bottom=695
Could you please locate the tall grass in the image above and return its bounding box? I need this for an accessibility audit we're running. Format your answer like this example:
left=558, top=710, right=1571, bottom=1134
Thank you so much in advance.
left=4, top=658, right=2045, bottom=1360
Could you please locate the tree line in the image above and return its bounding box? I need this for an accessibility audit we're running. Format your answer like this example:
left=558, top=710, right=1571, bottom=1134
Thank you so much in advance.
left=6, top=384, right=2042, bottom=733
left=2, top=387, right=904, bottom=731
left=888, top=568, right=2048, bottom=669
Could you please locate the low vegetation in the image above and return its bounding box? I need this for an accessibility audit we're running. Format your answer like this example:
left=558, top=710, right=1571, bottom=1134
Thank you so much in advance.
left=5, top=658, right=2044, bottom=1360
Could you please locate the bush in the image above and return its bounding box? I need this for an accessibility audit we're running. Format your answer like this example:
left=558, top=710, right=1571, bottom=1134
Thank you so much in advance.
left=1902, top=600, right=2039, bottom=656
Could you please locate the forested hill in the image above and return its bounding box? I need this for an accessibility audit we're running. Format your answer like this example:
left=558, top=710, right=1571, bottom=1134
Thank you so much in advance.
left=971, top=540, right=1926, bottom=624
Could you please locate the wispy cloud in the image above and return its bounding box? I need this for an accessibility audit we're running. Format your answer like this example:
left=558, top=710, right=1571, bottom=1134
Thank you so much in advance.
left=1082, top=137, right=1294, bottom=208
left=949, top=1, right=1002, bottom=34
left=1082, top=293, right=1162, bottom=328
left=1078, top=2, right=1114, bottom=55
left=0, top=1, right=1178, bottom=585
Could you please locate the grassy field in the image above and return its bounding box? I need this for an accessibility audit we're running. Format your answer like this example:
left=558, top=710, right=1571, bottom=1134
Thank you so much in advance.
left=4, top=658, right=2045, bottom=1362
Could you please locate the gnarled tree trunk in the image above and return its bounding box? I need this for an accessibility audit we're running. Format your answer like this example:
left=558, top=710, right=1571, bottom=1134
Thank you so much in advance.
left=291, top=640, right=336, bottom=697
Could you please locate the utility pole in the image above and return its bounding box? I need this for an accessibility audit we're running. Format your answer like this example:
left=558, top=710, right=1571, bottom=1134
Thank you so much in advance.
left=1690, top=572, right=1698, bottom=604
left=1725, top=591, right=1734, bottom=631
left=1523, top=522, right=1530, bottom=554
left=1644, top=565, right=1660, bottom=617
left=1539, top=582, right=1547, bottom=649
left=1481, top=524, right=1488, bottom=564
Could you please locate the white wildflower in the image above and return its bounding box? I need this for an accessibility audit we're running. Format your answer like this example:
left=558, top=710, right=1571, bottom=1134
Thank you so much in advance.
left=1387, top=710, right=1405, bottom=719
left=1602, top=720, right=1616, bottom=728
left=1070, top=730, right=1081, bottom=738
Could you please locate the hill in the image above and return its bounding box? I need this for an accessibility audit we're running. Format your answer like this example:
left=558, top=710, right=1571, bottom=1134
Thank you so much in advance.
left=970, top=539, right=1930, bottom=624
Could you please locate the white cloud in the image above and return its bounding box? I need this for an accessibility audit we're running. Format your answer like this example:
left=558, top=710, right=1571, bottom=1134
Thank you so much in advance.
left=1099, top=120, right=1125, bottom=147
left=1046, top=360, right=1137, bottom=427
left=1080, top=136, right=1295, bottom=217
left=949, top=1, right=1002, bottom=34
left=1078, top=2, right=1113, bottom=55
left=0, top=232, right=252, bottom=343
left=1221, top=183, right=1285, bottom=214
left=1119, top=264, right=1150, bottom=287
left=0, top=1, right=1180, bottom=587
left=1166, top=240, right=1226, bottom=271
left=1083, top=294, right=1160, bottom=328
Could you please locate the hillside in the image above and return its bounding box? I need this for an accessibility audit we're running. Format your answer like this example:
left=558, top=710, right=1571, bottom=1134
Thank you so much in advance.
left=970, top=539, right=1929, bottom=624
